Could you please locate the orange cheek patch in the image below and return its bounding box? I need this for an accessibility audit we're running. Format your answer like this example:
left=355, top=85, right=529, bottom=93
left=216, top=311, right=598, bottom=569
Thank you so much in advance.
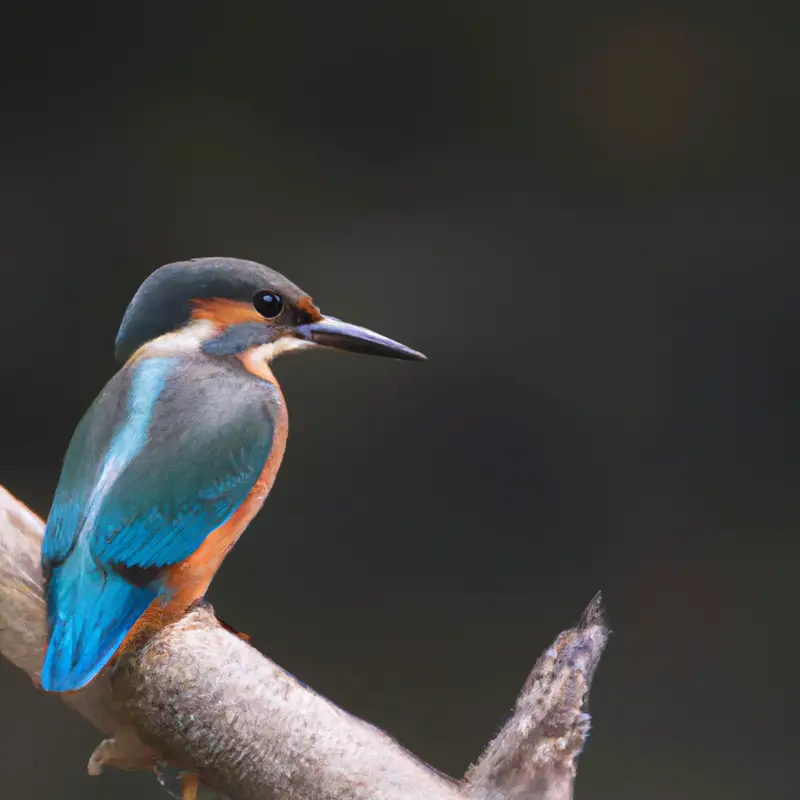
left=297, top=295, right=322, bottom=321
left=191, top=298, right=265, bottom=327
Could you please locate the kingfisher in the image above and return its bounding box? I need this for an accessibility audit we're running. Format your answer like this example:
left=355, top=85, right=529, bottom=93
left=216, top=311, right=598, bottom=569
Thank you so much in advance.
left=40, top=257, right=425, bottom=693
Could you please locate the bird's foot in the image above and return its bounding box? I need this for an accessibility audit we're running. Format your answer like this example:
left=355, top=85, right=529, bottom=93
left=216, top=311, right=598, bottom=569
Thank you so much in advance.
left=185, top=599, right=249, bottom=641
left=181, top=772, right=200, bottom=800
left=216, top=614, right=250, bottom=642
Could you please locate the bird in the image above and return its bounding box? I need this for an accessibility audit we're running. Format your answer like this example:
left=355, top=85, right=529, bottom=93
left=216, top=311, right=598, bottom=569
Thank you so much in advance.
left=40, top=256, right=425, bottom=694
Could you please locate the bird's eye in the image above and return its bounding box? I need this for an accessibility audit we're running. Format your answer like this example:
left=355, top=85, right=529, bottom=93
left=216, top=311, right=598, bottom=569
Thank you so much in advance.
left=253, top=291, right=283, bottom=319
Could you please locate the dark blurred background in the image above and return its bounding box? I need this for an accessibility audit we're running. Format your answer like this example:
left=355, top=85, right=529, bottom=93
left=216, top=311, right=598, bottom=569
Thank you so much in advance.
left=0, top=3, right=798, bottom=798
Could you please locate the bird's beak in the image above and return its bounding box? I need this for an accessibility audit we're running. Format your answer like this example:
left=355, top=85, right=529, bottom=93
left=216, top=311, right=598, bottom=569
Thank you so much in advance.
left=294, top=316, right=426, bottom=361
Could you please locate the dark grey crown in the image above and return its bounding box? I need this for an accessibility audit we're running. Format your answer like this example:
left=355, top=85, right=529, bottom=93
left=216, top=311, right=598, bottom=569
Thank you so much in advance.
left=114, top=257, right=305, bottom=362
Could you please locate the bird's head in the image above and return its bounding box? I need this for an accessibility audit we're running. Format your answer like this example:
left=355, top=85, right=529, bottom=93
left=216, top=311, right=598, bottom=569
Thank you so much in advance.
left=114, top=257, right=426, bottom=364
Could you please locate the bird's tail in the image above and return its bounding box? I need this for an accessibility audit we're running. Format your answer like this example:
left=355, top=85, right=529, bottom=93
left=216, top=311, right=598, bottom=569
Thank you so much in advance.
left=41, top=544, right=156, bottom=693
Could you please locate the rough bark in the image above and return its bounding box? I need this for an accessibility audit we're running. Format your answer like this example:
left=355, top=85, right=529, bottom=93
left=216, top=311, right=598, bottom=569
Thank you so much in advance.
left=0, top=484, right=608, bottom=799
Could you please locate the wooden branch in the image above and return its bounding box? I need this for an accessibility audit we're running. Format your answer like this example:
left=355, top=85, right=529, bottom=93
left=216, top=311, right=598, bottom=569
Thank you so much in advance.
left=464, top=593, right=607, bottom=800
left=0, top=483, right=608, bottom=800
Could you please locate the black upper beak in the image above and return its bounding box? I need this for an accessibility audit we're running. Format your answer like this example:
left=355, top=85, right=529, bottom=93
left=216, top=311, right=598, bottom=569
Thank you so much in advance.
left=295, top=317, right=426, bottom=361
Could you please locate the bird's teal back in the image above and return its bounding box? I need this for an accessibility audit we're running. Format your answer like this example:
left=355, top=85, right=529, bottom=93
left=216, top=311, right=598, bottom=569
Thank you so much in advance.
left=41, top=354, right=279, bottom=692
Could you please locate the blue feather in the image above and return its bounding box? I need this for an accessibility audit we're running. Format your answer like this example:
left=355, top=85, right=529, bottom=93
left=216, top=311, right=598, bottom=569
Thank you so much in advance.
left=42, top=358, right=173, bottom=692
left=41, top=355, right=277, bottom=692
left=43, top=358, right=173, bottom=566
left=41, top=541, right=156, bottom=692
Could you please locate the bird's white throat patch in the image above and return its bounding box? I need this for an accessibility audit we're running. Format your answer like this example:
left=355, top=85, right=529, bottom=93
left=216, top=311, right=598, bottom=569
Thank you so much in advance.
left=249, top=336, right=316, bottom=364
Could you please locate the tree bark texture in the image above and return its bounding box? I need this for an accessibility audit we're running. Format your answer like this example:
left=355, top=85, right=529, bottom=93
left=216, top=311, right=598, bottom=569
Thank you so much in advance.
left=0, top=484, right=608, bottom=800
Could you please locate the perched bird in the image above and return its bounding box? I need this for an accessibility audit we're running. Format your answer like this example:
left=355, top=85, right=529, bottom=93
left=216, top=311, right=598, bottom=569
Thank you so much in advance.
left=40, top=257, right=425, bottom=693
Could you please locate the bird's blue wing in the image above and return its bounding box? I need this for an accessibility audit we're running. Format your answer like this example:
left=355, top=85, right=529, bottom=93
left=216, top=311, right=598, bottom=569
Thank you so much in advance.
left=91, top=395, right=274, bottom=568
left=42, top=385, right=124, bottom=570
left=42, top=356, right=277, bottom=692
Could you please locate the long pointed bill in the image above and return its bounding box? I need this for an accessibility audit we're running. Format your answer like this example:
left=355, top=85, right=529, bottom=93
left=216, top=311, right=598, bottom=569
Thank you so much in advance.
left=294, top=316, right=426, bottom=361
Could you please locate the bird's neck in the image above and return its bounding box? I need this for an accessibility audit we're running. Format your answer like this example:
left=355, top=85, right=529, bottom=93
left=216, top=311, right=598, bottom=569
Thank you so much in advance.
left=238, top=346, right=289, bottom=448
left=238, top=345, right=281, bottom=387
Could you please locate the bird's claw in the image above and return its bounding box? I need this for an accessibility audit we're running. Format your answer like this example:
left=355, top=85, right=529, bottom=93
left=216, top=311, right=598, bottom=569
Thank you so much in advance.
left=181, top=772, right=200, bottom=800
